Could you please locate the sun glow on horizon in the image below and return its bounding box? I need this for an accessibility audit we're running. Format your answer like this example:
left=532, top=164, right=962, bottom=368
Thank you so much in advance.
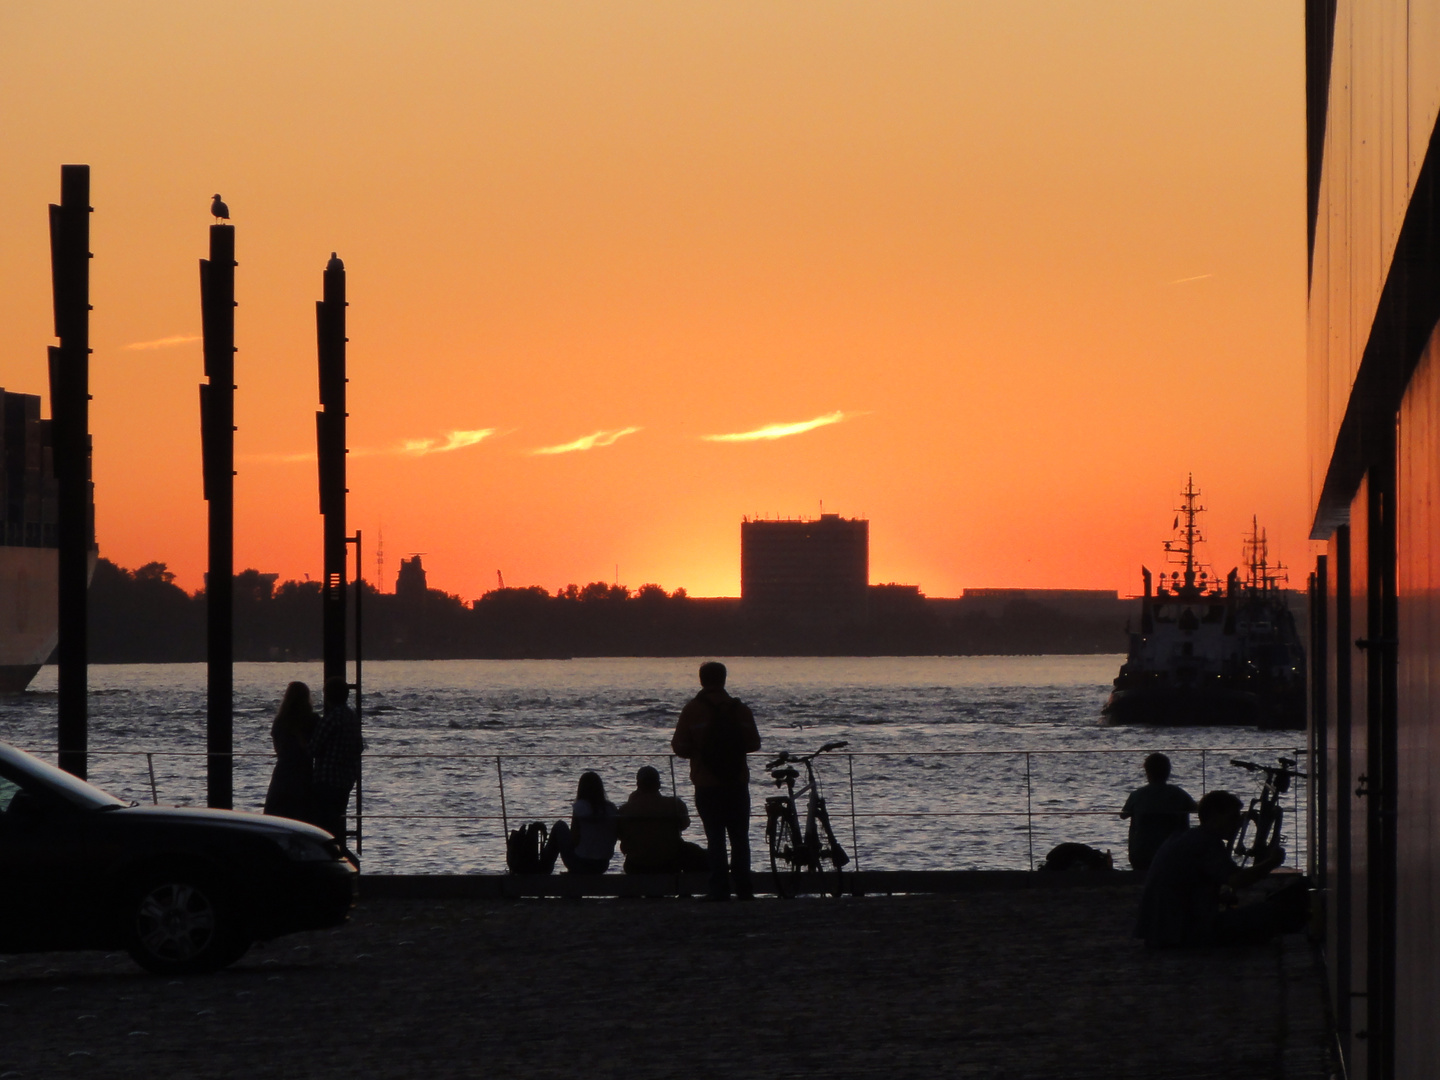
left=0, top=3, right=1310, bottom=600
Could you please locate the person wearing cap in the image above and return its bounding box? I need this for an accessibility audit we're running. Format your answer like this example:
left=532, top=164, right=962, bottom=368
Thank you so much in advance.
left=616, top=766, right=708, bottom=874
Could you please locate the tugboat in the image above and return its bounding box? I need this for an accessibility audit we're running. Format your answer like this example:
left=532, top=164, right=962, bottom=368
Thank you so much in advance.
left=1231, top=518, right=1306, bottom=730
left=1101, top=477, right=1305, bottom=730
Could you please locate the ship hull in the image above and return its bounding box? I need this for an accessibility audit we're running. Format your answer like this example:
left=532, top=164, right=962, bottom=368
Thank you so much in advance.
left=1101, top=685, right=1264, bottom=728
left=0, top=547, right=60, bottom=694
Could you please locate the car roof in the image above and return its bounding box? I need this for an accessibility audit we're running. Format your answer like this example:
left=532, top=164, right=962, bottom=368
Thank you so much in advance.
left=0, top=741, right=126, bottom=810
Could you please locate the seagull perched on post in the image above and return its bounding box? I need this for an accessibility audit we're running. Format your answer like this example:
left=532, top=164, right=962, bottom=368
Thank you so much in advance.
left=211, top=194, right=230, bottom=222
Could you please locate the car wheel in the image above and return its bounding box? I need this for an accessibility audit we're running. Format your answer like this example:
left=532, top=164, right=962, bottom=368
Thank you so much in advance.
left=124, top=871, right=250, bottom=975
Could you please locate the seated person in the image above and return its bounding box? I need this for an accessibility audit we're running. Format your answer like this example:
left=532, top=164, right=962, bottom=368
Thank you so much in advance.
left=1135, top=789, right=1308, bottom=948
left=1119, top=752, right=1199, bottom=870
left=541, top=771, right=618, bottom=875
left=615, top=766, right=709, bottom=874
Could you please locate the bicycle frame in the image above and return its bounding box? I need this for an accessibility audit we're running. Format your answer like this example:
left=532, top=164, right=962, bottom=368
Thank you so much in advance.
left=764, top=741, right=850, bottom=893
left=1229, top=755, right=1306, bottom=867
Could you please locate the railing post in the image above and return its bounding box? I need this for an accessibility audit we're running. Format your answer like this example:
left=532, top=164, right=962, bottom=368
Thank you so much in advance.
left=495, top=755, right=509, bottom=843
left=1025, top=751, right=1035, bottom=871
left=146, top=752, right=158, bottom=805
left=847, top=752, right=860, bottom=872
left=669, top=754, right=678, bottom=796
left=1200, top=749, right=1207, bottom=795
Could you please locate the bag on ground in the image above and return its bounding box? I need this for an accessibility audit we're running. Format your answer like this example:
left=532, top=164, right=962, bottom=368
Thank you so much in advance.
left=1038, top=842, right=1113, bottom=872
left=507, top=821, right=551, bottom=875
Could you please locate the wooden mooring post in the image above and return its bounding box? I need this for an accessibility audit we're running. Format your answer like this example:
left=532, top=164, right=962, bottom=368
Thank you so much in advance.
left=316, top=253, right=347, bottom=688
left=199, top=222, right=236, bottom=808
left=47, top=164, right=92, bottom=779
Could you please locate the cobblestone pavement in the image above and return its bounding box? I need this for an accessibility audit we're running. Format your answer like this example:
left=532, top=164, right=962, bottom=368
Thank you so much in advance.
left=0, top=885, right=1332, bottom=1080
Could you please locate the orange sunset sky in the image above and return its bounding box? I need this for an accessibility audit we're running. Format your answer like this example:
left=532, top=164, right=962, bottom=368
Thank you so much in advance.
left=0, top=3, right=1308, bottom=601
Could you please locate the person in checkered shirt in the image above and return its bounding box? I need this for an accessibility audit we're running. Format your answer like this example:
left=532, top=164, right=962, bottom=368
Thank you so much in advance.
left=312, top=676, right=364, bottom=843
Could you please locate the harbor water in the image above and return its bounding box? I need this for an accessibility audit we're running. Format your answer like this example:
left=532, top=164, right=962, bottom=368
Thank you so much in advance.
left=1, top=656, right=1308, bottom=873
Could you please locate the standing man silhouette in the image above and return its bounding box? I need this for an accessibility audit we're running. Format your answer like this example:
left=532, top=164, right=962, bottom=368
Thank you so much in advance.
left=672, top=661, right=761, bottom=900
left=311, top=676, right=364, bottom=847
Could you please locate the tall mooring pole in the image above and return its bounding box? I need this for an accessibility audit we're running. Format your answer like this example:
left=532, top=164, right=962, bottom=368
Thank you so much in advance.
left=48, top=165, right=92, bottom=779
left=316, top=254, right=348, bottom=688
left=199, top=223, right=236, bottom=808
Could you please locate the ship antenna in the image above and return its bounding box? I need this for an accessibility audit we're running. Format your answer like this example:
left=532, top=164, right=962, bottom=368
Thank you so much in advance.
left=1180, top=474, right=1205, bottom=592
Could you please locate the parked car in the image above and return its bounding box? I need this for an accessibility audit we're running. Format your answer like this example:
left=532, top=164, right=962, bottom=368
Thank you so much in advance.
left=0, top=741, right=357, bottom=974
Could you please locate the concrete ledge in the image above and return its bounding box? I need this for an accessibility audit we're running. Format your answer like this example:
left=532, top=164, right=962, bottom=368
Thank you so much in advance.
left=358, top=868, right=1141, bottom=899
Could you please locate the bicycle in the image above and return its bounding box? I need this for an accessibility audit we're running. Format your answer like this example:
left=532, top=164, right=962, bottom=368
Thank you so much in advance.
left=1228, top=754, right=1306, bottom=867
left=764, top=741, right=851, bottom=897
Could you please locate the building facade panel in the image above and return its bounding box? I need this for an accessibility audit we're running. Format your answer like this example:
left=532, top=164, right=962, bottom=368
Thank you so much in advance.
left=1411, top=4, right=1440, bottom=188
left=1323, top=526, right=1352, bottom=1051
left=1394, top=333, right=1440, bottom=1068
left=1309, top=0, right=1422, bottom=508
left=1346, top=480, right=1370, bottom=1078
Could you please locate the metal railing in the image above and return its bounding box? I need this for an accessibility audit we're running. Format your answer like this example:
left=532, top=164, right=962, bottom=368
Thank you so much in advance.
left=74, top=744, right=1307, bottom=873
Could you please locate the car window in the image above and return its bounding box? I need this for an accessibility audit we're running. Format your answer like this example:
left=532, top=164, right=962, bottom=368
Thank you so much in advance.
left=0, top=775, right=19, bottom=813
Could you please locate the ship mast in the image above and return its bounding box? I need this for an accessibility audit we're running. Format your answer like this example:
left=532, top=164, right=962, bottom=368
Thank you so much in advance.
left=1243, top=515, right=1287, bottom=593
left=1163, top=474, right=1209, bottom=595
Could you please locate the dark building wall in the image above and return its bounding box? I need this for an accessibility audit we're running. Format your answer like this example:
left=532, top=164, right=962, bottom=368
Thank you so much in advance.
left=1394, top=336, right=1440, bottom=1069
left=1308, top=3, right=1440, bottom=1074
left=740, top=515, right=868, bottom=624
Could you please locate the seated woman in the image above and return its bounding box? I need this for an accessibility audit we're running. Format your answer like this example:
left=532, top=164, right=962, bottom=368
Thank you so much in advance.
left=542, top=771, right=618, bottom=875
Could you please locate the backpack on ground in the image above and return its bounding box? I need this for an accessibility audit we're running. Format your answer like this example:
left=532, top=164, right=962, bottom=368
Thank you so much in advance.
left=507, top=821, right=551, bottom=875
left=698, top=695, right=749, bottom=784
left=1038, top=842, right=1113, bottom=872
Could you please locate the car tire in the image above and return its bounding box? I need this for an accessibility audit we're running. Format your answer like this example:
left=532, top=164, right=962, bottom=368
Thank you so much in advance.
left=123, top=869, right=251, bottom=975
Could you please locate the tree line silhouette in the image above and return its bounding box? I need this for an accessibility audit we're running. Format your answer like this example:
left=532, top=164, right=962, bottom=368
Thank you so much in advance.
left=85, top=557, right=1135, bottom=662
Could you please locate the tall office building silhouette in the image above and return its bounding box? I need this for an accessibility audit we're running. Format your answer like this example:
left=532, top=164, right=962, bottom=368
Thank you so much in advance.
left=740, top=514, right=868, bottom=624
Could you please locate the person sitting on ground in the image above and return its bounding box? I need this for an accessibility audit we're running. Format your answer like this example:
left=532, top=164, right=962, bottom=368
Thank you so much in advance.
left=1119, top=752, right=1199, bottom=870
left=263, top=681, right=318, bottom=823
left=1134, top=789, right=1308, bottom=948
left=542, top=771, right=618, bottom=875
left=616, top=766, right=709, bottom=874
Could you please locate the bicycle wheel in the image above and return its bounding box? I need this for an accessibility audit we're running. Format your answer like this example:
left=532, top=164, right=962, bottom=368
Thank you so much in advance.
left=767, top=804, right=804, bottom=898
left=1232, top=808, right=1258, bottom=864
left=813, top=799, right=849, bottom=897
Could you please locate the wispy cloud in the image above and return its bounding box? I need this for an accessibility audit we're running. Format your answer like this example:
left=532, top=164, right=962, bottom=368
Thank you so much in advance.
left=241, top=450, right=317, bottom=464
left=532, top=427, right=641, bottom=455
left=242, top=428, right=497, bottom=465
left=124, top=333, right=201, bottom=351
left=1168, top=273, right=1213, bottom=285
left=702, top=411, right=851, bottom=443
left=400, top=429, right=496, bottom=456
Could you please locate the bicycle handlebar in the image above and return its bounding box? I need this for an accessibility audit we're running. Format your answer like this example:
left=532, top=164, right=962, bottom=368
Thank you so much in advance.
left=765, top=741, right=850, bottom=771
left=1230, top=757, right=1308, bottom=780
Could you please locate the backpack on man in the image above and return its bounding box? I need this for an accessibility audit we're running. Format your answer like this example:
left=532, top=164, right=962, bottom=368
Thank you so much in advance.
left=697, top=695, right=750, bottom=785
left=506, top=821, right=552, bottom=875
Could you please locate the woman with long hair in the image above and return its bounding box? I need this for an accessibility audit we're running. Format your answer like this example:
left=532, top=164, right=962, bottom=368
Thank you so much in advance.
left=263, top=681, right=319, bottom=823
left=541, top=770, right=618, bottom=875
